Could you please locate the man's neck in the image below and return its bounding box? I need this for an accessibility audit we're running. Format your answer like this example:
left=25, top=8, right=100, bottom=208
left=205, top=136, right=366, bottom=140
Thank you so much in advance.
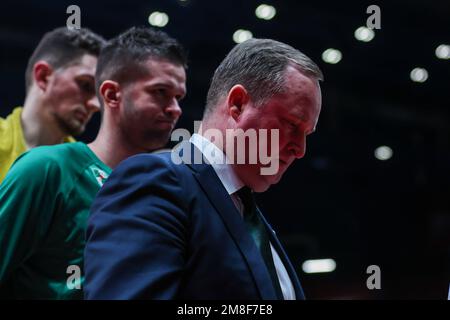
left=87, top=125, right=148, bottom=169
left=21, top=100, right=67, bottom=149
left=198, top=120, right=228, bottom=156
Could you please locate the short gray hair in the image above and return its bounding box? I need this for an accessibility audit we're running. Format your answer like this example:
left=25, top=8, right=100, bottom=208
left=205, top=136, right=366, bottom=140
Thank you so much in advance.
left=204, top=38, right=323, bottom=117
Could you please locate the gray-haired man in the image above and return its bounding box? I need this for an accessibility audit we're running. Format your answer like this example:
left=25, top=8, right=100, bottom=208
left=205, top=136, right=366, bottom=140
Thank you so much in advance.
left=85, top=38, right=323, bottom=300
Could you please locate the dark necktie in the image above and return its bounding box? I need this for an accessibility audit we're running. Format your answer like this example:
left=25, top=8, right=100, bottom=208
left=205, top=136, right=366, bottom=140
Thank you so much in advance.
left=236, top=186, right=284, bottom=300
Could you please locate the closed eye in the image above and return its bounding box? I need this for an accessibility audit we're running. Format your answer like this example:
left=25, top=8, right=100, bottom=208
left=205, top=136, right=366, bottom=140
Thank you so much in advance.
left=156, top=88, right=167, bottom=96
left=77, top=79, right=95, bottom=95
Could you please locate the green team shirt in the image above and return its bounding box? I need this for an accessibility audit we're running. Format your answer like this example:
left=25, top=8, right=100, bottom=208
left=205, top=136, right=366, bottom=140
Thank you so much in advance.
left=0, top=142, right=111, bottom=299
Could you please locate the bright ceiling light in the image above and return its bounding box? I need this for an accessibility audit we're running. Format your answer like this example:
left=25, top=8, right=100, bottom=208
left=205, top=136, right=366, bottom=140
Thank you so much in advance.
left=148, top=11, right=169, bottom=27
left=322, top=48, right=342, bottom=64
left=435, top=44, right=450, bottom=60
left=255, top=4, right=276, bottom=20
left=302, top=259, right=336, bottom=274
left=354, top=26, right=375, bottom=42
left=374, top=146, right=393, bottom=161
left=410, top=68, right=428, bottom=83
left=233, top=29, right=253, bottom=44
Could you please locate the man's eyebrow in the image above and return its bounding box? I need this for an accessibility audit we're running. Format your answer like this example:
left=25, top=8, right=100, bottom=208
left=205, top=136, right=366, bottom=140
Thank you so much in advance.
left=144, top=82, right=170, bottom=87
left=288, top=114, right=316, bottom=134
left=76, top=73, right=95, bottom=79
left=143, top=82, right=186, bottom=97
left=299, top=115, right=308, bottom=124
left=290, top=112, right=308, bottom=125
left=144, top=81, right=184, bottom=89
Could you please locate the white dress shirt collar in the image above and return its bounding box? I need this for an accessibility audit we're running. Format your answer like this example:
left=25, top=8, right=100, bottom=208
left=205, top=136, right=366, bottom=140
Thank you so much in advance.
left=189, top=133, right=296, bottom=300
left=189, top=133, right=244, bottom=195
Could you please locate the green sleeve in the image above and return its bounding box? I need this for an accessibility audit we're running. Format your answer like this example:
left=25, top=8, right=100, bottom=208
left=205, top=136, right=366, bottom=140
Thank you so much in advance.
left=0, top=149, right=63, bottom=282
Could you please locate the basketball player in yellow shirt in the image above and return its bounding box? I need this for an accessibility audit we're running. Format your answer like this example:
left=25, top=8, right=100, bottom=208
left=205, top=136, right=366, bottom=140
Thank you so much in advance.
left=0, top=27, right=105, bottom=182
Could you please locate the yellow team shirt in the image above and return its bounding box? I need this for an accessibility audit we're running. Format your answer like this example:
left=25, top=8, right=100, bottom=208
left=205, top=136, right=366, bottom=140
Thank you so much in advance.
left=0, top=107, right=75, bottom=183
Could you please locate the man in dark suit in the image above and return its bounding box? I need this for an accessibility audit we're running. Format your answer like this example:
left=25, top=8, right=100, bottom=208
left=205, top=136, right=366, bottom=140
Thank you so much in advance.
left=84, top=38, right=323, bottom=300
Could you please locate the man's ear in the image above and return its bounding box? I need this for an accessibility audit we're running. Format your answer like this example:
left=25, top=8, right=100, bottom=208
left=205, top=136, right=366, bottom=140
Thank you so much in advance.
left=33, top=61, right=53, bottom=92
left=99, top=80, right=121, bottom=110
left=226, top=85, right=250, bottom=121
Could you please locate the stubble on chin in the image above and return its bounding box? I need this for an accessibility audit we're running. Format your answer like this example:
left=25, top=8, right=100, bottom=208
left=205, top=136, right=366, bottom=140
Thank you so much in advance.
left=53, top=112, right=85, bottom=137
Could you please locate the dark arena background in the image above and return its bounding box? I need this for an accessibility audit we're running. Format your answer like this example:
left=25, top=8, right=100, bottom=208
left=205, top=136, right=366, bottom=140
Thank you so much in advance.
left=1, top=0, right=449, bottom=300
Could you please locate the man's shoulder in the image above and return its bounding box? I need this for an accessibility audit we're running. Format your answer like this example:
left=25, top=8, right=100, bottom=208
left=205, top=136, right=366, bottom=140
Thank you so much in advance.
left=25, top=141, right=84, bottom=159
left=119, top=150, right=186, bottom=171
left=0, top=107, right=22, bottom=134
left=12, top=142, right=86, bottom=172
left=0, top=107, right=21, bottom=120
left=0, top=112, right=9, bottom=127
left=111, top=149, right=198, bottom=189
left=1, top=142, right=92, bottom=192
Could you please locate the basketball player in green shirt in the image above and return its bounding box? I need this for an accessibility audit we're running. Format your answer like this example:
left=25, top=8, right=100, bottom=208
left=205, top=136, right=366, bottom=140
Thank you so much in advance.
left=0, top=26, right=187, bottom=299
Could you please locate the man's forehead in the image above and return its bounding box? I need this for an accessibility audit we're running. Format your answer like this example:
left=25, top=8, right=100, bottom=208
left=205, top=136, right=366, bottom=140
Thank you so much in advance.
left=266, top=82, right=320, bottom=133
left=143, top=58, right=185, bottom=77
left=141, top=59, right=187, bottom=88
left=295, top=92, right=320, bottom=118
left=61, top=54, right=98, bottom=75
left=276, top=84, right=320, bottom=114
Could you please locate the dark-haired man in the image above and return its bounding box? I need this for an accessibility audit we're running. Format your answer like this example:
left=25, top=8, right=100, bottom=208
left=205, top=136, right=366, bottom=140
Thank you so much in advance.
left=0, top=27, right=106, bottom=182
left=0, top=26, right=187, bottom=299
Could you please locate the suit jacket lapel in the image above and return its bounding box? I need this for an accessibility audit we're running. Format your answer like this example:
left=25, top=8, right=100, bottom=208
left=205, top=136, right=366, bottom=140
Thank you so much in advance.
left=257, top=208, right=306, bottom=300
left=175, top=141, right=277, bottom=299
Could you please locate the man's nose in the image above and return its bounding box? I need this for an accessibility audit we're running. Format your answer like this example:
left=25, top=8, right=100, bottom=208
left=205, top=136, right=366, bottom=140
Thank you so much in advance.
left=289, top=136, right=306, bottom=159
left=86, top=95, right=101, bottom=114
left=165, top=99, right=182, bottom=119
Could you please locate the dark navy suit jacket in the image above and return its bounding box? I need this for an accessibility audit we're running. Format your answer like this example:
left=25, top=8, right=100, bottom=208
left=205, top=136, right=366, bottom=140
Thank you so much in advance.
left=84, top=142, right=305, bottom=299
